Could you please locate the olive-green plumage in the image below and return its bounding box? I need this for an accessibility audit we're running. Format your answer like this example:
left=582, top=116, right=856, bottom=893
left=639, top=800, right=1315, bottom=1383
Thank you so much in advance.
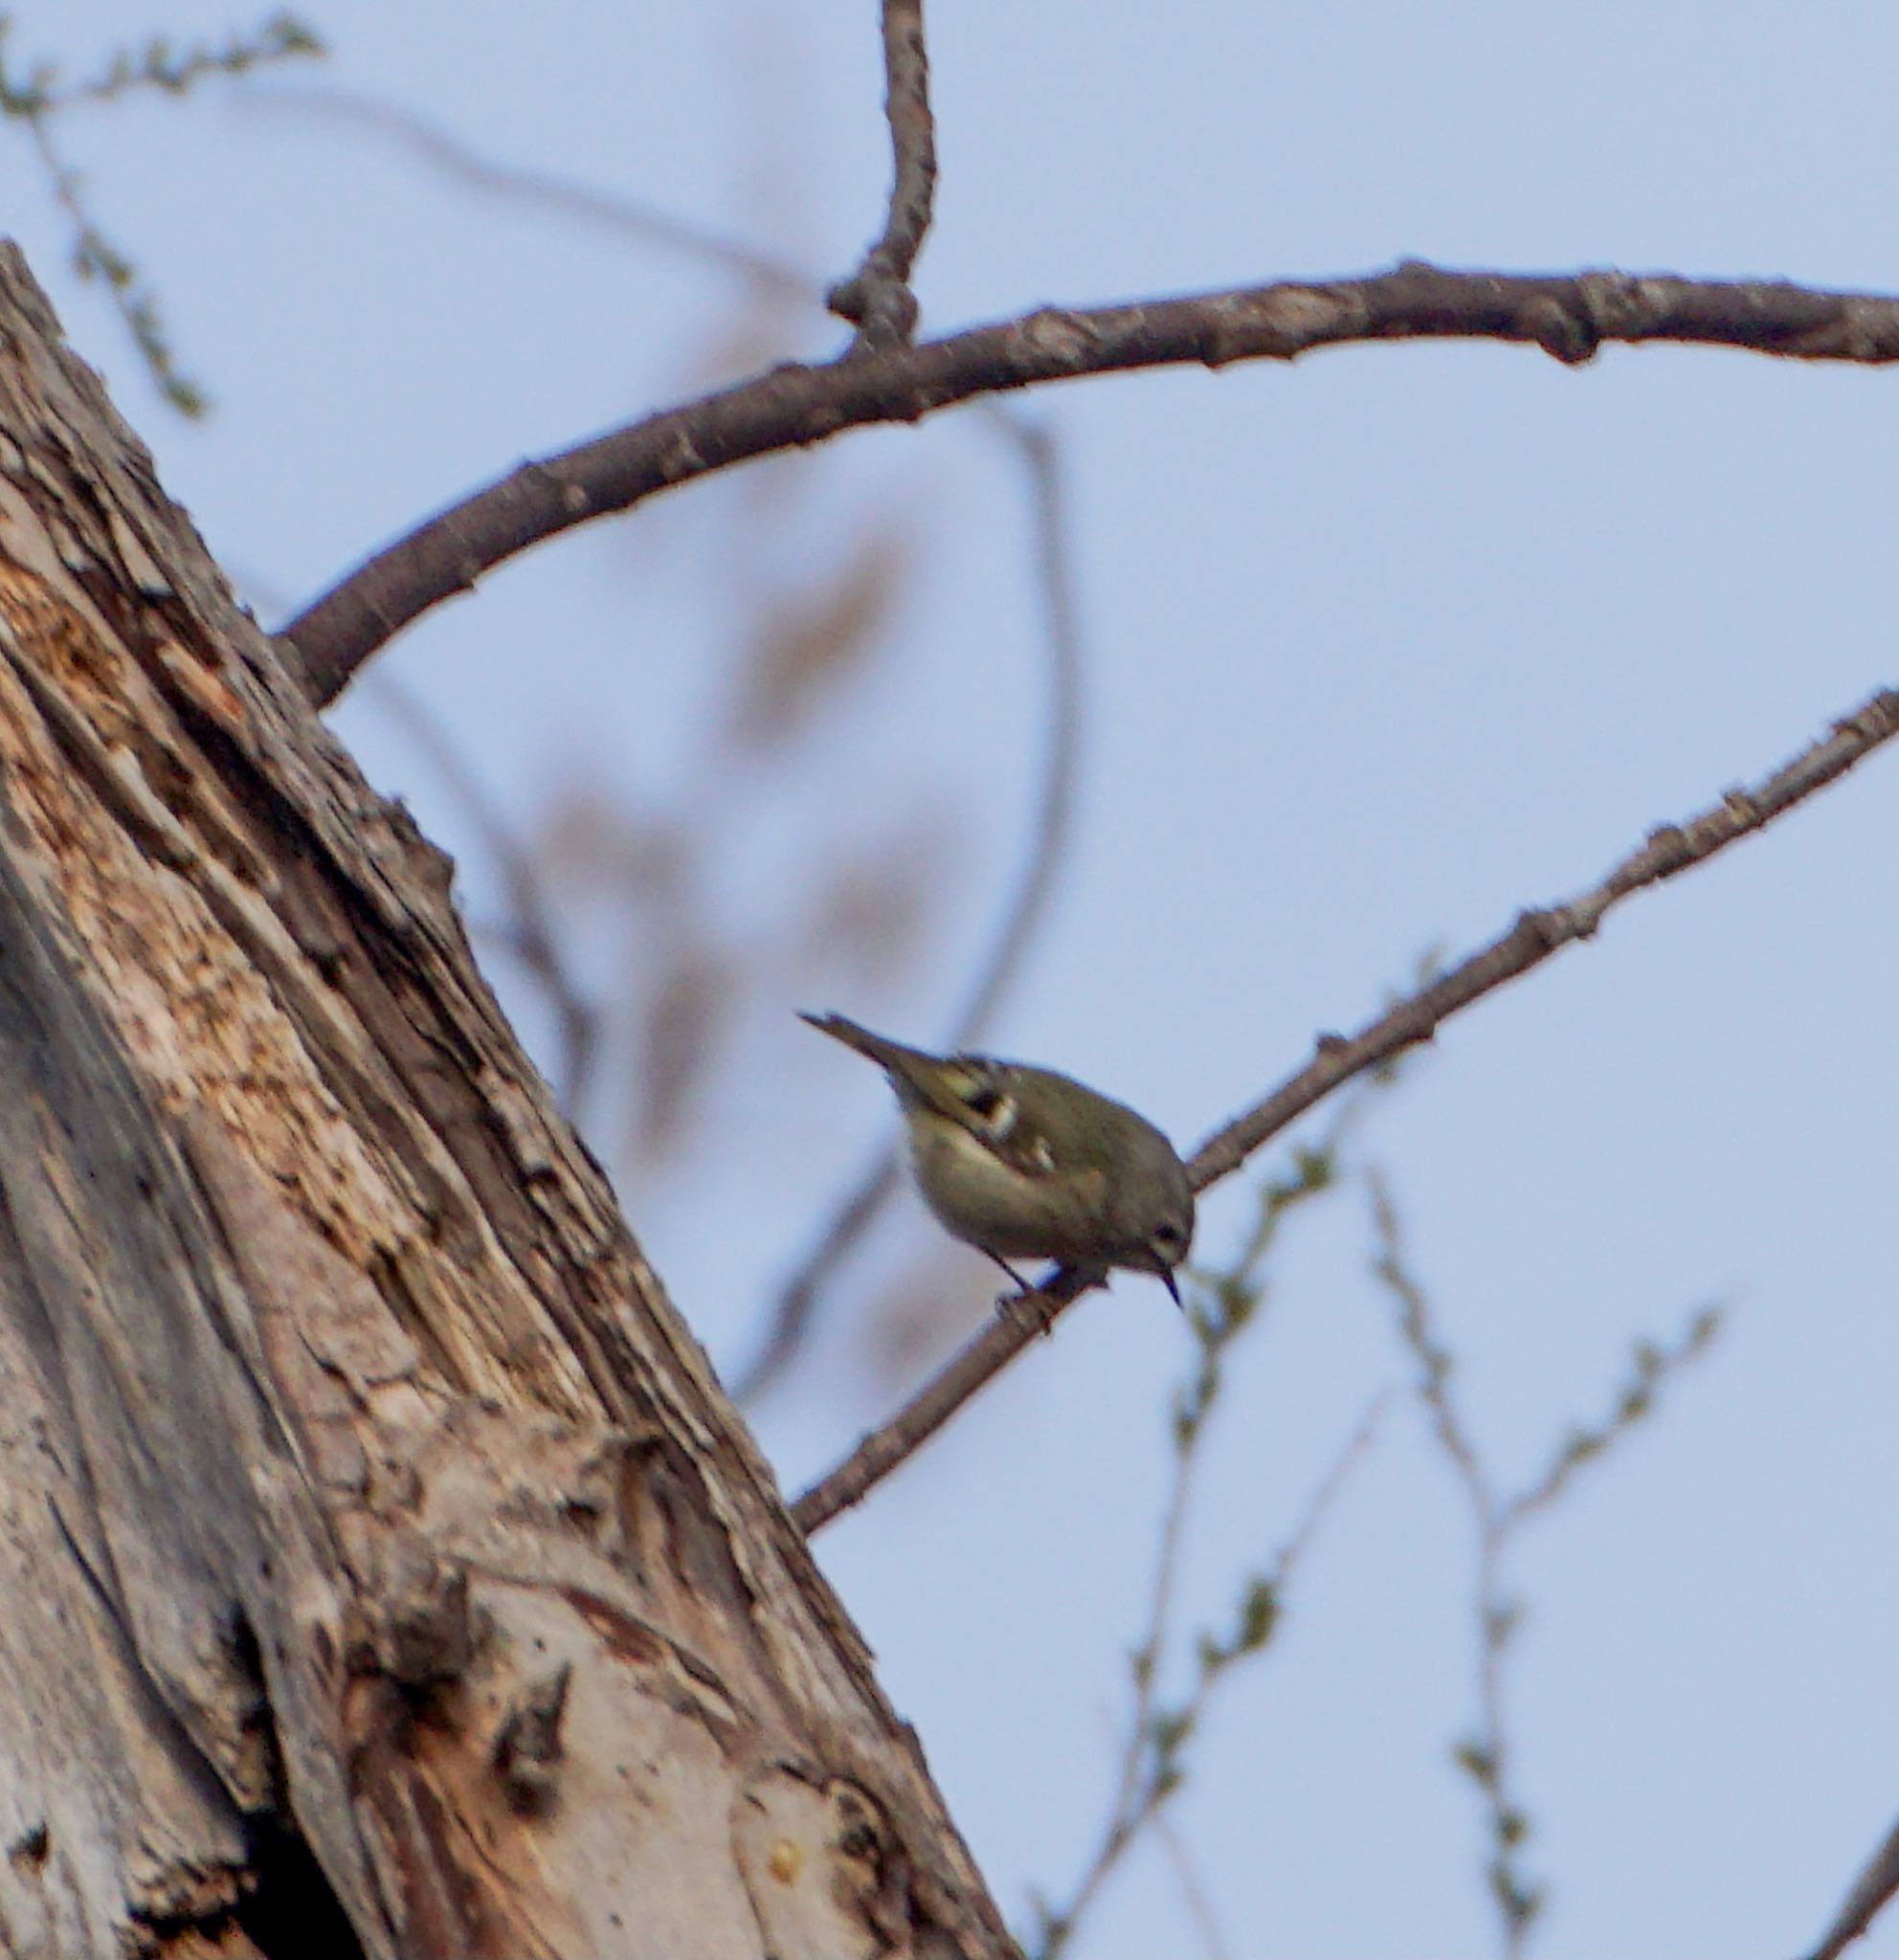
left=801, top=1012, right=1195, bottom=1304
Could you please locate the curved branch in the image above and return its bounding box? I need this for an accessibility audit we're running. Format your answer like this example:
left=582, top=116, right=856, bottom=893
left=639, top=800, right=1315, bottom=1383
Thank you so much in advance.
left=790, top=684, right=1899, bottom=1532
left=827, top=0, right=937, bottom=345
left=283, top=263, right=1899, bottom=704
left=943, top=421, right=1083, bottom=1038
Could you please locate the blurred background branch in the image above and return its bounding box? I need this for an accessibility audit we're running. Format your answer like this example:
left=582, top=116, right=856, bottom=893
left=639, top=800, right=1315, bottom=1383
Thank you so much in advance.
left=1032, top=1096, right=1394, bottom=1957
left=1371, top=1169, right=1721, bottom=1955
left=1, top=10, right=323, bottom=414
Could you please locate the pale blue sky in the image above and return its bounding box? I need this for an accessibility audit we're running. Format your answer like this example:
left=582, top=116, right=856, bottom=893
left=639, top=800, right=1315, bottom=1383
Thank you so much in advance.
left=20, top=4, right=1899, bottom=1955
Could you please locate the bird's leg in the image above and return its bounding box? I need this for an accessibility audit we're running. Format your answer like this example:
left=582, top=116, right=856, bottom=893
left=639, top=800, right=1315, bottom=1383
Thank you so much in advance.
left=983, top=1249, right=1031, bottom=1294
left=994, top=1257, right=1071, bottom=1338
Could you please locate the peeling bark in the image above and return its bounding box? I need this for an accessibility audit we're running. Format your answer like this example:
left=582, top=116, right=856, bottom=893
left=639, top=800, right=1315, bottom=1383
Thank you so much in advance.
left=0, top=245, right=1011, bottom=1960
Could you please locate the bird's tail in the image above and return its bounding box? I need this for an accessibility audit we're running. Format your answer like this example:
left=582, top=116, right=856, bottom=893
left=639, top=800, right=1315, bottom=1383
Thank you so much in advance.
left=799, top=1012, right=958, bottom=1112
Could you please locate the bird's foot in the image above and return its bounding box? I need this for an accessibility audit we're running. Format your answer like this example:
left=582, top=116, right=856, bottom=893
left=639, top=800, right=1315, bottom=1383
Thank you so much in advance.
left=998, top=1284, right=1060, bottom=1337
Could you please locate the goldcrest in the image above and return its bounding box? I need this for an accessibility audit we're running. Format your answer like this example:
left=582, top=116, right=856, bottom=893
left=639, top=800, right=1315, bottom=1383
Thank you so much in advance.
left=801, top=1012, right=1195, bottom=1304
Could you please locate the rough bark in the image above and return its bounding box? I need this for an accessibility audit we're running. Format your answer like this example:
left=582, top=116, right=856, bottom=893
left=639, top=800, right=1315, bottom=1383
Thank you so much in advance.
left=0, top=243, right=1010, bottom=1960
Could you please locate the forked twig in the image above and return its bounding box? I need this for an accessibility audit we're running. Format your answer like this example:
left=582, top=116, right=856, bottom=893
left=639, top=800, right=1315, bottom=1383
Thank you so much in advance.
left=1035, top=1350, right=1388, bottom=1960
left=1371, top=1170, right=1720, bottom=1955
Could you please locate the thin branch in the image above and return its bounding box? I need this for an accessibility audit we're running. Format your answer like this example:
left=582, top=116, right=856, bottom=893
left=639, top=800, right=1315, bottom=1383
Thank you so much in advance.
left=1037, top=1388, right=1389, bottom=1957
left=732, top=417, right=1081, bottom=1402
left=1372, top=1170, right=1723, bottom=1957
left=1151, top=1814, right=1235, bottom=1960
left=15, top=103, right=210, bottom=416
left=1503, top=1306, right=1719, bottom=1527
left=827, top=0, right=936, bottom=345
left=257, top=86, right=814, bottom=298
left=0, top=11, right=323, bottom=416
left=42, top=12, right=322, bottom=105
left=1805, top=1815, right=1899, bottom=1960
left=370, top=677, right=599, bottom=1117
left=1372, top=1169, right=1533, bottom=1953
left=790, top=684, right=1899, bottom=1534
left=1372, top=1170, right=1489, bottom=1508
left=284, top=263, right=1899, bottom=703
left=944, top=423, right=1084, bottom=1041
left=1184, top=687, right=1899, bottom=1189
left=734, top=1153, right=905, bottom=1400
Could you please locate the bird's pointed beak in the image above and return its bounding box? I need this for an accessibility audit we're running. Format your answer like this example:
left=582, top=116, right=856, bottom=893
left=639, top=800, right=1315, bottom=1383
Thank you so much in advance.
left=1161, top=1267, right=1182, bottom=1310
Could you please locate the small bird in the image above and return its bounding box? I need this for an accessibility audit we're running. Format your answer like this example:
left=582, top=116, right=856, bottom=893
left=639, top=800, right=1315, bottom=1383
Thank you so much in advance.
left=801, top=1012, right=1195, bottom=1305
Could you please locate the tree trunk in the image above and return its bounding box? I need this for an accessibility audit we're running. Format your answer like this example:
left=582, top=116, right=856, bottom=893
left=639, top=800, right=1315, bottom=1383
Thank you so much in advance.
left=0, top=243, right=1008, bottom=1960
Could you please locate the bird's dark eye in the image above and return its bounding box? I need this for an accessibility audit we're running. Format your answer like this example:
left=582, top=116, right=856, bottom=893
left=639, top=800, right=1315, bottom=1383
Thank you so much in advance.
left=956, top=1078, right=1018, bottom=1140
left=1151, top=1223, right=1185, bottom=1256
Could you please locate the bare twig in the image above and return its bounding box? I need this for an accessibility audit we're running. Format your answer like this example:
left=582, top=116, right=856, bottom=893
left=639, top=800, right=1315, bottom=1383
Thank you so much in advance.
left=1093, top=1091, right=1384, bottom=1841
left=1804, top=1815, right=1899, bottom=1960
left=941, top=424, right=1083, bottom=1060
left=38, top=13, right=322, bottom=106
left=1370, top=1171, right=1721, bottom=1956
left=733, top=417, right=1081, bottom=1401
left=827, top=0, right=936, bottom=345
left=1035, top=1325, right=1389, bottom=1960
left=257, top=86, right=813, bottom=298
left=284, top=265, right=1899, bottom=702
left=1371, top=1169, right=1536, bottom=1951
left=1, top=12, right=323, bottom=416
left=11, top=97, right=210, bottom=416
left=790, top=685, right=1899, bottom=1534
left=1184, top=688, right=1899, bottom=1189
left=371, top=677, right=599, bottom=1116
left=1151, top=1812, right=1235, bottom=1960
